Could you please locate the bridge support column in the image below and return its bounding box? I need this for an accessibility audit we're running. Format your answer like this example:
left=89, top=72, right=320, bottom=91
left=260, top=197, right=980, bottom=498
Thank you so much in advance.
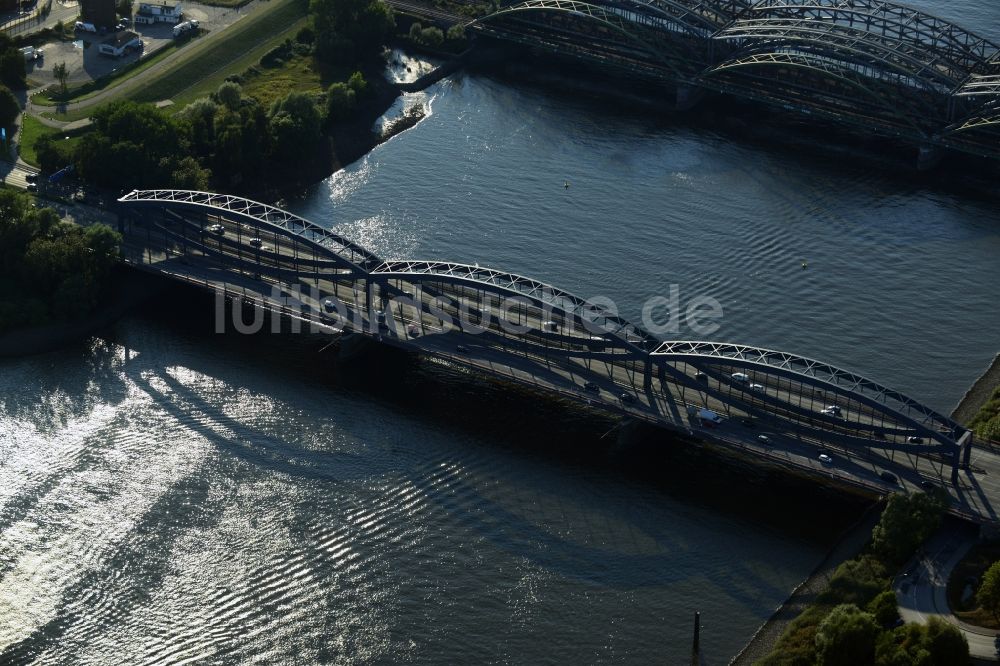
left=675, top=84, right=706, bottom=112
left=960, top=429, right=973, bottom=469
left=643, top=358, right=652, bottom=390
left=917, top=144, right=943, bottom=172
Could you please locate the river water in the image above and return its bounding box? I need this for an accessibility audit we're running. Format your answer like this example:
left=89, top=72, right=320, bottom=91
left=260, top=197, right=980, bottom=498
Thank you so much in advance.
left=3, top=2, right=1000, bottom=664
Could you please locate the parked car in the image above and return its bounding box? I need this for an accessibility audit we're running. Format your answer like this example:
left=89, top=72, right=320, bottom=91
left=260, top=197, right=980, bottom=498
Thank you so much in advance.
left=25, top=172, right=38, bottom=182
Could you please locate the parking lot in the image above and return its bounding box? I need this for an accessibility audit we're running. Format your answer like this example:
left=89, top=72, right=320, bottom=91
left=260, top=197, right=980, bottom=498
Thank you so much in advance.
left=25, top=1, right=258, bottom=90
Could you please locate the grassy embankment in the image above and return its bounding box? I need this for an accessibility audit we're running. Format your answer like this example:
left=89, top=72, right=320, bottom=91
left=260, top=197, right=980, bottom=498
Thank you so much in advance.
left=18, top=113, right=85, bottom=166
left=969, top=384, right=1000, bottom=443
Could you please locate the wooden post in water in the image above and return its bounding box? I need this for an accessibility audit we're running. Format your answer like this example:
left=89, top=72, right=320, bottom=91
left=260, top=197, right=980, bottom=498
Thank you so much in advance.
left=691, top=611, right=701, bottom=665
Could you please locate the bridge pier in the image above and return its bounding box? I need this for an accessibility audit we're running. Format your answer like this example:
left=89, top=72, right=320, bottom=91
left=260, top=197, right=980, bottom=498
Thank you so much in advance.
left=675, top=84, right=706, bottom=112
left=917, top=144, right=943, bottom=171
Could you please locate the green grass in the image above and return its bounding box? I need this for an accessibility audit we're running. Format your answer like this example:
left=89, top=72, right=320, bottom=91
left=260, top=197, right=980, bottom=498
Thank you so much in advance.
left=18, top=113, right=88, bottom=167
left=18, top=113, right=49, bottom=166
left=241, top=50, right=324, bottom=109
left=132, top=0, right=308, bottom=107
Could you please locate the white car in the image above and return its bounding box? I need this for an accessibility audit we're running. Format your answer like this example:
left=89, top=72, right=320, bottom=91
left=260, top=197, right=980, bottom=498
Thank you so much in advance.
left=208, top=224, right=225, bottom=235
left=748, top=383, right=764, bottom=391
left=818, top=453, right=833, bottom=465
left=821, top=405, right=843, bottom=417
left=731, top=372, right=750, bottom=383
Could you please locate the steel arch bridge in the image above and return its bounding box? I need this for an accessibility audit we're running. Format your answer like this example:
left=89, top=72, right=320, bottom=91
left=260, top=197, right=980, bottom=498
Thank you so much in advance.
left=116, top=189, right=974, bottom=493
left=469, top=0, right=1000, bottom=158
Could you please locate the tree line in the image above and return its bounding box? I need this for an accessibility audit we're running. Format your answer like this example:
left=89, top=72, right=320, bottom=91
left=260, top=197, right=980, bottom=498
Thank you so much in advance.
left=0, top=190, right=121, bottom=334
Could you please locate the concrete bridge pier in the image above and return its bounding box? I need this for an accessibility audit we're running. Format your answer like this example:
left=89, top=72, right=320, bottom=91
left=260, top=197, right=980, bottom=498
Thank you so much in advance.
left=917, top=144, right=943, bottom=171
left=675, top=84, right=706, bottom=111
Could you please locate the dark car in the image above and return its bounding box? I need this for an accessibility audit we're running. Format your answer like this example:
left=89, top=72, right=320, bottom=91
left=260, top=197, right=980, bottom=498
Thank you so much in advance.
left=879, top=471, right=898, bottom=484
left=619, top=392, right=636, bottom=404
left=25, top=172, right=38, bottom=182
left=695, top=372, right=708, bottom=383
left=584, top=381, right=600, bottom=393
left=456, top=345, right=469, bottom=353
left=919, top=479, right=936, bottom=491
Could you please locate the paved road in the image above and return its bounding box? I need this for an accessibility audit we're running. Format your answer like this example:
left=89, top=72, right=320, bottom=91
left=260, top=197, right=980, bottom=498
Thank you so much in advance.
left=896, top=524, right=999, bottom=661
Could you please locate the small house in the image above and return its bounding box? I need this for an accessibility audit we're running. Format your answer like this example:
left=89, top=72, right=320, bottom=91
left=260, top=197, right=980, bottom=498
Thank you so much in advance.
left=134, top=2, right=182, bottom=24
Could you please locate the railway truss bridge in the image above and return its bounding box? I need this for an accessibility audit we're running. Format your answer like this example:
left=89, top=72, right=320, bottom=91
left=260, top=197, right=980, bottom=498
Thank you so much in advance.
left=467, top=0, right=1000, bottom=162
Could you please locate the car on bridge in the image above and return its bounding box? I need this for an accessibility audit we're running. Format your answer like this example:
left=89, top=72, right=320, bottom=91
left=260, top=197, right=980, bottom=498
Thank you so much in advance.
left=818, top=453, right=833, bottom=465
left=748, top=383, right=764, bottom=391
left=584, top=381, right=600, bottom=393
left=208, top=224, right=225, bottom=235
left=249, top=237, right=263, bottom=248
left=619, top=392, right=636, bottom=404
left=757, top=434, right=771, bottom=445
left=879, top=471, right=898, bottom=484
left=822, top=405, right=843, bottom=418
left=731, top=372, right=750, bottom=383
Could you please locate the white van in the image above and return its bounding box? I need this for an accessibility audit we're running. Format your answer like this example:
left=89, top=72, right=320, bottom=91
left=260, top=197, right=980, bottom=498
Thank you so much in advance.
left=75, top=21, right=97, bottom=33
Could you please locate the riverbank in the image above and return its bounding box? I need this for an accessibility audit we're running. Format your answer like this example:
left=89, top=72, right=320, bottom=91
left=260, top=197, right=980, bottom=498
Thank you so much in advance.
left=729, top=500, right=885, bottom=665
left=0, top=266, right=163, bottom=357
left=953, top=353, right=1000, bottom=426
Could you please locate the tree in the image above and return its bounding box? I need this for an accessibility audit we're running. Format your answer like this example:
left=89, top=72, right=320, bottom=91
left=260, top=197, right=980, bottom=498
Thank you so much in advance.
left=867, top=590, right=901, bottom=628
left=347, top=71, right=367, bottom=97
left=420, top=26, right=443, bottom=48
left=923, top=617, right=968, bottom=665
left=53, top=62, right=69, bottom=98
left=325, top=82, right=356, bottom=123
left=215, top=80, right=243, bottom=112
left=871, top=492, right=947, bottom=565
left=447, top=24, right=466, bottom=42
left=815, top=604, right=880, bottom=666
left=269, top=91, right=322, bottom=167
left=0, top=43, right=25, bottom=90
left=116, top=0, right=132, bottom=17
left=0, top=85, right=18, bottom=130
left=978, top=560, right=1000, bottom=621
left=408, top=21, right=422, bottom=40
left=310, top=0, right=394, bottom=63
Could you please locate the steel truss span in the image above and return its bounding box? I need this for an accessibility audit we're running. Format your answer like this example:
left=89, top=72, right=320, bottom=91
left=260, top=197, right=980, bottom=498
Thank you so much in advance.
left=119, top=190, right=970, bottom=482
left=472, top=0, right=1000, bottom=157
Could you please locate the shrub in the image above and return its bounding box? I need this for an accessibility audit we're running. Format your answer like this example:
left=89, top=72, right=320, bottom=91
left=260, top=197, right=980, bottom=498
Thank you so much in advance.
left=419, top=26, right=444, bottom=48
left=815, top=604, right=880, bottom=666
left=867, top=590, right=901, bottom=628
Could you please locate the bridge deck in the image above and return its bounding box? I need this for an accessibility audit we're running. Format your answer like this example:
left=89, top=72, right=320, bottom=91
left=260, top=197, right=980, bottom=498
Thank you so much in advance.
left=114, top=191, right=1000, bottom=525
